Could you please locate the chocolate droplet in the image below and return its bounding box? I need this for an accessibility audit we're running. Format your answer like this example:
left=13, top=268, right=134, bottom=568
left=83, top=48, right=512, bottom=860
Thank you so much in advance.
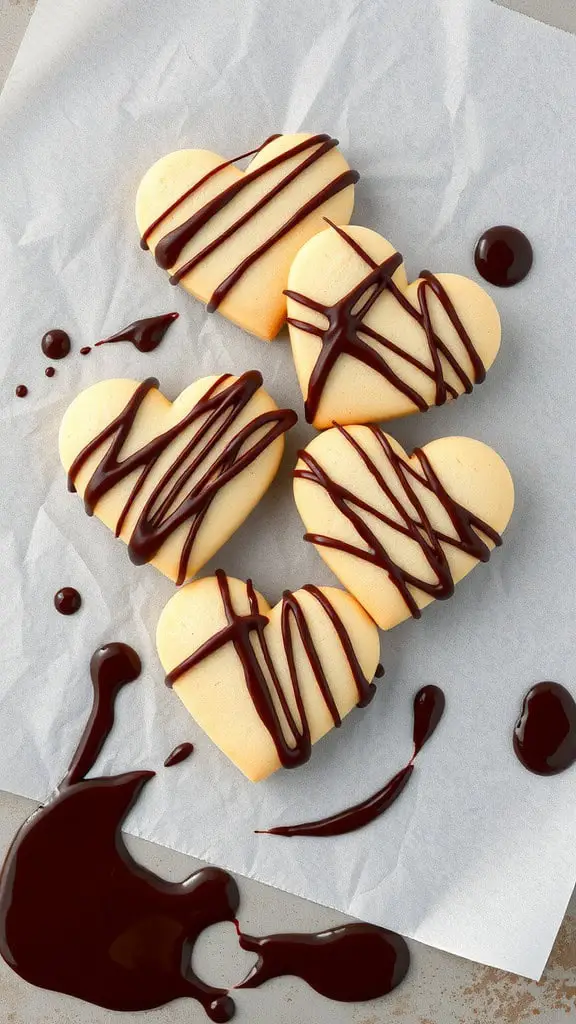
left=54, top=588, right=82, bottom=616
left=474, top=226, right=533, bottom=287
left=514, top=682, right=576, bottom=775
left=42, top=329, right=71, bottom=360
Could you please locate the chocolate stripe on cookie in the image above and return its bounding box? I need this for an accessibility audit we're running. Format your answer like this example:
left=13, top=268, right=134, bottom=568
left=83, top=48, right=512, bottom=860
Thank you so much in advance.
left=295, top=425, right=502, bottom=619
left=165, top=570, right=375, bottom=768
left=67, top=373, right=296, bottom=586
left=285, top=222, right=486, bottom=424
left=144, top=135, right=359, bottom=311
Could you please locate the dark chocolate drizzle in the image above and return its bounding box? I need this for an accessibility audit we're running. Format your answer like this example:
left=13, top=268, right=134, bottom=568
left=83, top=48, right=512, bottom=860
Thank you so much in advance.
left=514, top=682, right=576, bottom=776
left=144, top=135, right=358, bottom=312
left=295, top=424, right=502, bottom=619
left=54, top=587, right=82, bottom=616
left=0, top=643, right=240, bottom=1021
left=15, top=385, right=28, bottom=398
left=237, top=922, right=410, bottom=1001
left=258, top=685, right=445, bottom=838
left=140, top=136, right=281, bottom=248
left=166, top=570, right=376, bottom=769
left=67, top=372, right=296, bottom=586
left=285, top=221, right=486, bottom=424
left=95, top=313, right=179, bottom=353
left=45, top=366, right=56, bottom=378
left=79, top=346, right=91, bottom=355
left=475, top=225, right=533, bottom=287
left=42, top=329, right=71, bottom=360
left=164, top=741, right=194, bottom=767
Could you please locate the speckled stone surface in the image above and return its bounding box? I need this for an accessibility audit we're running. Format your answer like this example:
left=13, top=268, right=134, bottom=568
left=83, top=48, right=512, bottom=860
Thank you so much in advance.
left=0, top=2, right=574, bottom=1021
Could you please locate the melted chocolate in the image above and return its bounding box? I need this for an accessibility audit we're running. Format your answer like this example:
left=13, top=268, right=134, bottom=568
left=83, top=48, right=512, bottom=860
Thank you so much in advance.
left=413, top=684, right=445, bottom=754
left=45, top=366, right=56, bottom=378
left=237, top=922, right=410, bottom=1001
left=164, top=742, right=194, bottom=767
left=475, top=226, right=533, bottom=287
left=15, top=385, right=28, bottom=398
left=79, top=346, right=91, bottom=355
left=296, top=424, right=502, bottom=619
left=166, top=571, right=376, bottom=769
left=514, top=682, right=576, bottom=776
left=375, top=663, right=385, bottom=678
left=95, top=313, right=179, bottom=353
left=0, top=643, right=239, bottom=1022
left=53, top=587, right=82, bottom=616
left=145, top=134, right=358, bottom=312
left=259, top=685, right=445, bottom=838
left=0, top=643, right=410, bottom=1018
left=67, top=372, right=296, bottom=586
left=42, top=329, right=71, bottom=360
left=285, top=221, right=486, bottom=423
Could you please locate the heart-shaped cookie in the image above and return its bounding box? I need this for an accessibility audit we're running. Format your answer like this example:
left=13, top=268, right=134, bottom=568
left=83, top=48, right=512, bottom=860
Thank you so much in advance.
left=294, top=426, right=514, bottom=629
left=286, top=223, right=501, bottom=427
left=136, top=134, right=357, bottom=341
left=59, top=372, right=296, bottom=585
left=156, top=572, right=380, bottom=781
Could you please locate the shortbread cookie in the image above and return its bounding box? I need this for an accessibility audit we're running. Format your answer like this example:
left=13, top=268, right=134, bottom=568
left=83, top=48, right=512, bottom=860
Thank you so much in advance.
left=156, top=572, right=380, bottom=781
left=286, top=223, right=501, bottom=427
left=136, top=134, right=357, bottom=341
left=294, top=426, right=514, bottom=629
left=59, top=373, right=296, bottom=585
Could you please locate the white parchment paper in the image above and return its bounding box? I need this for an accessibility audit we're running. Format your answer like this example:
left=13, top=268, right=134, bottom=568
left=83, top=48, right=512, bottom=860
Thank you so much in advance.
left=1, top=0, right=575, bottom=980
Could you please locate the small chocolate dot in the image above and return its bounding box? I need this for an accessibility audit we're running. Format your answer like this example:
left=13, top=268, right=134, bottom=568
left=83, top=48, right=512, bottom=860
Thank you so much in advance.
left=45, top=367, right=56, bottom=378
left=79, top=346, right=92, bottom=356
left=41, top=329, right=71, bottom=360
left=54, top=587, right=82, bottom=616
left=474, top=226, right=533, bottom=287
left=15, top=385, right=28, bottom=398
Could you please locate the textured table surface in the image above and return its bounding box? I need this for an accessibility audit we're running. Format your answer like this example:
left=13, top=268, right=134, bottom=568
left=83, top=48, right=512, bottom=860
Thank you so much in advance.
left=0, top=1, right=574, bottom=1021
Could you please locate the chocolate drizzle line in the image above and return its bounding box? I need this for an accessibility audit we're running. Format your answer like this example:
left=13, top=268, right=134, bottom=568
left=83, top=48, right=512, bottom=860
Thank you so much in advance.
left=67, top=372, right=296, bottom=586
left=237, top=921, right=410, bottom=1001
left=140, top=136, right=281, bottom=248
left=166, top=570, right=376, bottom=769
left=144, top=135, right=358, bottom=312
left=95, top=313, right=179, bottom=353
left=258, top=685, right=445, bottom=838
left=285, top=221, right=486, bottom=424
left=295, top=425, right=502, bottom=619
left=0, top=643, right=240, bottom=1022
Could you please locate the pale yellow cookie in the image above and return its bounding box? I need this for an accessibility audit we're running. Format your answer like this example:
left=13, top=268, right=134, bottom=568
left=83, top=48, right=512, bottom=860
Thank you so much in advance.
left=286, top=224, right=501, bottom=427
left=156, top=573, right=381, bottom=781
left=294, top=427, right=514, bottom=629
left=136, top=134, right=356, bottom=341
left=59, top=373, right=295, bottom=585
